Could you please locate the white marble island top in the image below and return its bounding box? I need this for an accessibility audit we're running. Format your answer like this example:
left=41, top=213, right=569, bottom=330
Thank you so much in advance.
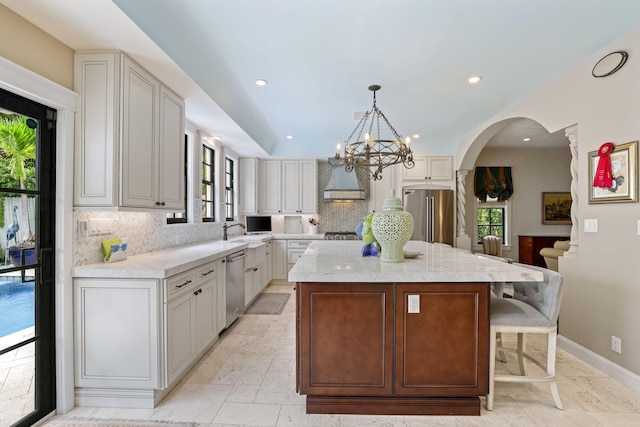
left=288, top=240, right=543, bottom=283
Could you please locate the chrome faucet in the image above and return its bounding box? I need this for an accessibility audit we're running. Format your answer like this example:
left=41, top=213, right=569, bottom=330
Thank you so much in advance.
left=223, top=223, right=245, bottom=241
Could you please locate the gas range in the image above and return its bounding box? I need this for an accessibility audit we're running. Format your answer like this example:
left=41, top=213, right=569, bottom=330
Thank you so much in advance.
left=324, top=231, right=360, bottom=241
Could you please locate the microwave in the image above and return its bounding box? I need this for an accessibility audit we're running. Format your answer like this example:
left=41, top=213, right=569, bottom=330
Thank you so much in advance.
left=245, top=215, right=272, bottom=234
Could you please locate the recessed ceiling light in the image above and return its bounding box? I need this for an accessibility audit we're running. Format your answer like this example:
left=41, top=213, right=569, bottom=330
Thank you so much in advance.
left=412, top=134, right=421, bottom=139
left=286, top=135, right=293, bottom=139
left=256, top=79, right=268, bottom=86
left=467, top=75, right=482, bottom=84
left=212, top=136, right=222, bottom=141
left=523, top=138, right=531, bottom=142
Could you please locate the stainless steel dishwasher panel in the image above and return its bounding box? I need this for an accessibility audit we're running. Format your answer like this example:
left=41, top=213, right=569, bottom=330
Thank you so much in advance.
left=225, top=250, right=246, bottom=328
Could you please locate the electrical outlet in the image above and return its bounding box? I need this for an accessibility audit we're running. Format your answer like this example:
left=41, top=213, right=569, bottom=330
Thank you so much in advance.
left=611, top=336, right=622, bottom=354
left=408, top=295, right=420, bottom=313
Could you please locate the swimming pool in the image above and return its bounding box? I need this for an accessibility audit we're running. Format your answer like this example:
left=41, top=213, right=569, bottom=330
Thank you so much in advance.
left=0, top=280, right=35, bottom=337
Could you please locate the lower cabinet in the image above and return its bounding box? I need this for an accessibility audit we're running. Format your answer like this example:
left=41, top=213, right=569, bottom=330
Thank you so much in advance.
left=74, top=258, right=226, bottom=408
left=297, top=282, right=488, bottom=415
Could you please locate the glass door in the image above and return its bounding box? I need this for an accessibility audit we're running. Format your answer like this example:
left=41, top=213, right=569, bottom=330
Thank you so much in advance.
left=0, top=87, right=56, bottom=427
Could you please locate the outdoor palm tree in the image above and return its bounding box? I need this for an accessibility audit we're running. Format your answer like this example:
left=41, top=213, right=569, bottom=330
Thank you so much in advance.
left=0, top=115, right=36, bottom=244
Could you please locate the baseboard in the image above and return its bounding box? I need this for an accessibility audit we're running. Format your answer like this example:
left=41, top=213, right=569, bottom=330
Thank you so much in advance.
left=558, top=335, right=640, bottom=394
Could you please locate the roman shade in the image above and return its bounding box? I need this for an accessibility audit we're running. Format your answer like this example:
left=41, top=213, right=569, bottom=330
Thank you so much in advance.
left=474, top=167, right=513, bottom=201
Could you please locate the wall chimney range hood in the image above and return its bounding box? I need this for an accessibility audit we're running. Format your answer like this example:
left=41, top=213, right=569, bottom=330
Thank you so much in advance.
left=324, top=158, right=365, bottom=200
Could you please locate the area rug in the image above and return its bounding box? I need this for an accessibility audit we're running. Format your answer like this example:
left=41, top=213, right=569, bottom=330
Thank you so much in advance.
left=47, top=418, right=196, bottom=427
left=244, top=292, right=290, bottom=315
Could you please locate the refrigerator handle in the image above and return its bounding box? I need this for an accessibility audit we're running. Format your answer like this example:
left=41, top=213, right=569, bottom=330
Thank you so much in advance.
left=428, top=196, right=435, bottom=242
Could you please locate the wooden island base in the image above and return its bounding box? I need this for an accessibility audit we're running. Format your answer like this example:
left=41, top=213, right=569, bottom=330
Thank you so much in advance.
left=306, top=395, right=480, bottom=416
left=296, top=282, right=489, bottom=417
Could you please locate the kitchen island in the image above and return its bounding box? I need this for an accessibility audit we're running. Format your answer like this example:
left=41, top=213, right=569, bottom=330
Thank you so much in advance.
left=289, top=240, right=542, bottom=416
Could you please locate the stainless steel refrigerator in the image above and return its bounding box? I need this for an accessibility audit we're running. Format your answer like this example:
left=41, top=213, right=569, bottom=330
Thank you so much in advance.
left=403, top=188, right=455, bottom=246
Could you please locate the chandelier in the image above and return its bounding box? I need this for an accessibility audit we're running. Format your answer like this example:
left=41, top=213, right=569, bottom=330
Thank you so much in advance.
left=334, top=85, right=414, bottom=181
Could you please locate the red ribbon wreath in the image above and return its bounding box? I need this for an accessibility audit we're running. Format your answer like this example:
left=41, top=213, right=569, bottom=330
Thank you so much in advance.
left=593, top=142, right=615, bottom=188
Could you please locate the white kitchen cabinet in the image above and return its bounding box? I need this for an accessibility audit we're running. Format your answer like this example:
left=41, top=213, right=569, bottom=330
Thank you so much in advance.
left=165, top=272, right=197, bottom=386
left=402, top=156, right=453, bottom=181
left=74, top=278, right=161, bottom=392
left=370, top=164, right=398, bottom=212
left=282, top=160, right=317, bottom=213
left=74, top=51, right=185, bottom=210
left=244, top=243, right=266, bottom=306
left=239, top=158, right=260, bottom=215
left=74, top=255, right=225, bottom=408
left=287, top=239, right=312, bottom=274
left=195, top=263, right=218, bottom=354
left=264, top=241, right=273, bottom=287
left=261, top=160, right=283, bottom=214
left=272, top=240, right=288, bottom=281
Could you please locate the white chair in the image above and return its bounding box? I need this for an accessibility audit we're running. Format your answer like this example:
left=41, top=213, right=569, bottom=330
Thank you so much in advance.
left=486, top=263, right=564, bottom=410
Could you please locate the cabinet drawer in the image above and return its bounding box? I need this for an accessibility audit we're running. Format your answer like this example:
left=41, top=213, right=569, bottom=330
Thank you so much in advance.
left=165, top=270, right=196, bottom=301
left=287, top=240, right=312, bottom=249
left=196, top=262, right=217, bottom=282
left=246, top=243, right=267, bottom=269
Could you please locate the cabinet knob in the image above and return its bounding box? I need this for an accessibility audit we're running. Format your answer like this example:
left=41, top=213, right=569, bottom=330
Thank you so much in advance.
left=155, top=201, right=161, bottom=206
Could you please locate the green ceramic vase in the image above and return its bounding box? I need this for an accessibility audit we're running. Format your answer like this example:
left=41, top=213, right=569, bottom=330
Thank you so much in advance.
left=371, top=190, right=414, bottom=263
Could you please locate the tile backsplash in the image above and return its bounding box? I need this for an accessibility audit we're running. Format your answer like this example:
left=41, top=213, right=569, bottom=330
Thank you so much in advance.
left=74, top=211, right=224, bottom=266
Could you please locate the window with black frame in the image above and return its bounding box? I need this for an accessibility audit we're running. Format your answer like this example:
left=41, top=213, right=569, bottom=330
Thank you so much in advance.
left=167, top=133, right=188, bottom=224
left=202, top=144, right=215, bottom=222
left=225, top=157, right=234, bottom=221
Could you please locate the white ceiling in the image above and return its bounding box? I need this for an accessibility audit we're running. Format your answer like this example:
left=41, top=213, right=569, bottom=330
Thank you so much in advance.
left=4, top=0, right=640, bottom=156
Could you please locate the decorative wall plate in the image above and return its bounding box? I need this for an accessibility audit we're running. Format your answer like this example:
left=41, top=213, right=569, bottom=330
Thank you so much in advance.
left=592, top=51, right=628, bottom=78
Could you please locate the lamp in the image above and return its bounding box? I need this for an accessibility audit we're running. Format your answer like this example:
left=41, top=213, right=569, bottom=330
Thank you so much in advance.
left=335, top=85, right=414, bottom=180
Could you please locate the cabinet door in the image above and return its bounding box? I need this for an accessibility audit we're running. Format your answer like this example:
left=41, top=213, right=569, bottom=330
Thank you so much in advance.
left=394, top=283, right=488, bottom=396
left=281, top=160, right=300, bottom=213
left=402, top=156, right=428, bottom=180
left=273, top=240, right=287, bottom=280
left=264, top=242, right=273, bottom=287
left=244, top=269, right=254, bottom=306
left=166, top=290, right=197, bottom=386
left=195, top=264, right=218, bottom=353
left=120, top=56, right=159, bottom=208
left=239, top=158, right=259, bottom=215
left=298, top=160, right=318, bottom=213
left=74, top=52, right=118, bottom=206
left=253, top=264, right=263, bottom=296
left=74, top=279, right=160, bottom=389
left=158, top=85, right=185, bottom=210
left=427, top=156, right=453, bottom=180
left=298, top=283, right=394, bottom=396
left=262, top=160, right=282, bottom=214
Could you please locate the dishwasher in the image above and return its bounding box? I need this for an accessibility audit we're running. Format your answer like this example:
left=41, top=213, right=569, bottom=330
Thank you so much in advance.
left=225, top=250, right=246, bottom=329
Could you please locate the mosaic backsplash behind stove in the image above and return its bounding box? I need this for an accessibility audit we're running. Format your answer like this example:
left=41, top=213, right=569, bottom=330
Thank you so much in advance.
left=316, top=160, right=371, bottom=233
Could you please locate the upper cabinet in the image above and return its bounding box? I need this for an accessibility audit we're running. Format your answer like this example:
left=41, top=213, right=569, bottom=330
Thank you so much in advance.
left=282, top=160, right=317, bottom=214
left=240, top=158, right=318, bottom=215
left=74, top=51, right=185, bottom=210
left=239, top=158, right=260, bottom=215
left=402, top=156, right=453, bottom=181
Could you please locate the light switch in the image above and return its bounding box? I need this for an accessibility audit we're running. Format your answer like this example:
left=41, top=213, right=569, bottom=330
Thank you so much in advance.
left=88, top=218, right=113, bottom=235
left=584, top=219, right=598, bottom=233
left=408, top=295, right=420, bottom=313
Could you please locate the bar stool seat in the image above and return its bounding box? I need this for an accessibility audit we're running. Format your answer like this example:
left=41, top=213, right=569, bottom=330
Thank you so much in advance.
left=486, top=263, right=564, bottom=410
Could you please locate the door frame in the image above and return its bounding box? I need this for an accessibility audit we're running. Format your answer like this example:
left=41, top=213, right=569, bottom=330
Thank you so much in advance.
left=0, top=57, right=77, bottom=414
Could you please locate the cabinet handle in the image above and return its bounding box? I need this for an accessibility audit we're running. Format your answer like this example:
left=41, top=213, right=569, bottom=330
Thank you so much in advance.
left=254, top=267, right=258, bottom=272
left=176, top=279, right=192, bottom=289
left=194, top=288, right=202, bottom=296
left=202, top=269, right=215, bottom=276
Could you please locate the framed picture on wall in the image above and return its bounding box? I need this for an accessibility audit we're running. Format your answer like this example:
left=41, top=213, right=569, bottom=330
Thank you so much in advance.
left=542, top=192, right=572, bottom=225
left=588, top=140, right=638, bottom=204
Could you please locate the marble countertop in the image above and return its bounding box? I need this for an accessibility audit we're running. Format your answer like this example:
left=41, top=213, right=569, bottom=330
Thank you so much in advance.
left=72, top=240, right=249, bottom=279
left=288, top=240, right=544, bottom=283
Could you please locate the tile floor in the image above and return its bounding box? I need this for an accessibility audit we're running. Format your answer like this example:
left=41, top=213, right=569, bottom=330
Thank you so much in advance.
left=42, top=284, right=640, bottom=426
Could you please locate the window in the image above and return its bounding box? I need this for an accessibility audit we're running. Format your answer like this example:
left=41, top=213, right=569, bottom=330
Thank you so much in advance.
left=225, top=157, right=235, bottom=221
left=476, top=198, right=507, bottom=245
left=202, top=144, right=215, bottom=222
left=167, top=133, right=188, bottom=224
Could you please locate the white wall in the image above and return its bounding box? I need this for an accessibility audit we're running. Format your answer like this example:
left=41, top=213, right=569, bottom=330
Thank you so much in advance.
left=466, top=146, right=572, bottom=259
left=457, top=28, right=640, bottom=379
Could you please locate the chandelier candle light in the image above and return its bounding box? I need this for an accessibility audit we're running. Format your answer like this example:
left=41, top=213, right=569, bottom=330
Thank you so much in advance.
left=334, top=85, right=414, bottom=180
